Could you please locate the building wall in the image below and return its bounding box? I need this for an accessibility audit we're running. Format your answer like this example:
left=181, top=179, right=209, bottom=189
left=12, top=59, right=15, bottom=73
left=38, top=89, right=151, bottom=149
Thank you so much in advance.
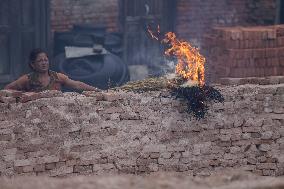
left=50, top=0, right=278, bottom=36
left=50, top=0, right=120, bottom=33
left=49, top=0, right=280, bottom=80
left=175, top=0, right=278, bottom=43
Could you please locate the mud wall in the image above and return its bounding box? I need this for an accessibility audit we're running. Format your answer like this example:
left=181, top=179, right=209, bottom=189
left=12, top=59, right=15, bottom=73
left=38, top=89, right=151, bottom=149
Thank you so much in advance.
left=0, top=83, right=283, bottom=177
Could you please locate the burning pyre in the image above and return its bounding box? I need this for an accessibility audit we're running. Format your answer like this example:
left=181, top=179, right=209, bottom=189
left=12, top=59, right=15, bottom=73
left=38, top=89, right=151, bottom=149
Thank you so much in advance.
left=117, top=26, right=224, bottom=119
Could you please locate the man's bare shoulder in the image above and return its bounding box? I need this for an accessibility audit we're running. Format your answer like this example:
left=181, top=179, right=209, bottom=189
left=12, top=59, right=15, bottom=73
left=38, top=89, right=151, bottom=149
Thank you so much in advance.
left=18, top=74, right=29, bottom=82
left=56, top=72, right=69, bottom=82
left=4, top=74, right=29, bottom=90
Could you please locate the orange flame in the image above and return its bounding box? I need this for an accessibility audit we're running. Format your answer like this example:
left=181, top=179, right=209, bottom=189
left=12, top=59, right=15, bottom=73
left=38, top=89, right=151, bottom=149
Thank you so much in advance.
left=163, top=32, right=205, bottom=86
left=147, top=26, right=206, bottom=86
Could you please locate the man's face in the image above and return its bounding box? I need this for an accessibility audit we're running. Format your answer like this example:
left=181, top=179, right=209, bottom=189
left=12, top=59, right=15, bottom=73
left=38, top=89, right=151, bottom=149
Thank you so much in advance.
left=31, top=53, right=49, bottom=73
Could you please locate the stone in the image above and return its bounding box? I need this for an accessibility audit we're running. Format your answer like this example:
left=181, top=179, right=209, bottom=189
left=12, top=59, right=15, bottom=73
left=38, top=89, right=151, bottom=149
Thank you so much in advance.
left=18, top=92, right=41, bottom=103
left=45, top=163, right=56, bottom=170
left=258, top=144, right=270, bottom=152
left=270, top=114, right=284, bottom=120
left=257, top=163, right=277, bottom=170
left=103, top=93, right=122, bottom=102
left=22, top=166, right=34, bottom=173
left=160, top=153, right=172, bottom=159
left=261, top=131, right=273, bottom=139
left=14, top=159, right=36, bottom=167
left=73, top=165, right=93, bottom=173
left=34, top=164, right=45, bottom=172
left=158, top=158, right=179, bottom=165
left=0, top=90, right=23, bottom=98
left=0, top=96, right=16, bottom=104
left=37, top=156, right=60, bottom=164
left=279, top=127, right=284, bottom=137
left=143, top=145, right=166, bottom=153
left=150, top=153, right=160, bottom=159
left=219, top=135, right=231, bottom=142
left=39, top=90, right=63, bottom=98
left=49, top=166, right=73, bottom=176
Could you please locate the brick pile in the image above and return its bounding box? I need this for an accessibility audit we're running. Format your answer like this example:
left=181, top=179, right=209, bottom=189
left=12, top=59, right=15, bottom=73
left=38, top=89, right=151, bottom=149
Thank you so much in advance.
left=0, top=84, right=283, bottom=177
left=204, top=25, right=284, bottom=82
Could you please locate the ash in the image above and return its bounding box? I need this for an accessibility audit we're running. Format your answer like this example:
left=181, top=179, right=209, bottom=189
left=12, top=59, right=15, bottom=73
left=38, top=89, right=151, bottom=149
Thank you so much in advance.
left=172, top=85, right=224, bottom=119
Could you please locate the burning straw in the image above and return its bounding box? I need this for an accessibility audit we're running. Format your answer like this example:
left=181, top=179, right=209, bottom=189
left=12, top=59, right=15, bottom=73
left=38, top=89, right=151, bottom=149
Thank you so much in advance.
left=115, top=26, right=224, bottom=119
left=115, top=76, right=224, bottom=119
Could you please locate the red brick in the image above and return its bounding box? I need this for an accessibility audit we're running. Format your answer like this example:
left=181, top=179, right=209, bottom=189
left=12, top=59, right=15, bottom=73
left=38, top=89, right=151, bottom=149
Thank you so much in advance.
left=266, top=48, right=278, bottom=58
left=271, top=58, right=279, bottom=67
left=253, top=49, right=266, bottom=58
left=267, top=29, right=277, bottom=39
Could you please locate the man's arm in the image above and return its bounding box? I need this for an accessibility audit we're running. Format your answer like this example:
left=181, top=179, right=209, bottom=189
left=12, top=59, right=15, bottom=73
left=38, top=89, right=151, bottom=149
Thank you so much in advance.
left=4, top=75, right=28, bottom=91
left=58, top=73, right=101, bottom=92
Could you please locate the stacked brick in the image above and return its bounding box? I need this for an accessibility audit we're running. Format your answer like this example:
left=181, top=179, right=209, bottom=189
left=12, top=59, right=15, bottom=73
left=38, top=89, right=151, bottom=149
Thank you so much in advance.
left=0, top=84, right=283, bottom=177
left=204, top=25, right=284, bottom=82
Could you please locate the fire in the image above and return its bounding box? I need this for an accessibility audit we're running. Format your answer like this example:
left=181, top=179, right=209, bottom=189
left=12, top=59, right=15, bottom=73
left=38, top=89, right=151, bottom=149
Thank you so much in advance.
left=147, top=26, right=206, bottom=86
left=163, top=32, right=205, bottom=86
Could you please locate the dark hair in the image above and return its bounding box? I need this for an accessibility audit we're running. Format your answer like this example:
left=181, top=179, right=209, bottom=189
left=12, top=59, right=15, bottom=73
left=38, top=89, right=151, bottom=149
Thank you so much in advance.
left=29, top=48, right=48, bottom=63
left=29, top=48, right=48, bottom=70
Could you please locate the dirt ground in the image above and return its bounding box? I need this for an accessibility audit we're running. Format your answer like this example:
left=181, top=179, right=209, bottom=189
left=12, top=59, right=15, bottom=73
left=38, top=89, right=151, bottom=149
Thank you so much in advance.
left=0, top=171, right=284, bottom=189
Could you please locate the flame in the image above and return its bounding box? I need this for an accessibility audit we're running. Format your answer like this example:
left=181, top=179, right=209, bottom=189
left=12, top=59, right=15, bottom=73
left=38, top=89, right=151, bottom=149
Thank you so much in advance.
left=147, top=26, right=206, bottom=86
left=163, top=32, right=205, bottom=86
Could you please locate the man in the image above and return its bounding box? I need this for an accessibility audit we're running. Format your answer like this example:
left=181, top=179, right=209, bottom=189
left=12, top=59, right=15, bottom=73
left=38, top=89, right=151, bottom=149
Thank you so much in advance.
left=4, top=48, right=101, bottom=92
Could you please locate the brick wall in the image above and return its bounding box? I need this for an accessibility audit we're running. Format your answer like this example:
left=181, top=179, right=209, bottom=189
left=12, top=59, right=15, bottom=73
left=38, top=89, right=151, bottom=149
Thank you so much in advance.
left=175, top=0, right=277, bottom=43
left=50, top=0, right=277, bottom=37
left=50, top=0, right=119, bottom=33
left=176, top=0, right=276, bottom=43
left=0, top=83, right=283, bottom=177
left=203, top=25, right=284, bottom=82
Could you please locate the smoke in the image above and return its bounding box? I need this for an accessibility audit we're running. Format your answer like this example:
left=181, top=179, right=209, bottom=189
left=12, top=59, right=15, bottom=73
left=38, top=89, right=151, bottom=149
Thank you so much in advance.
left=127, top=49, right=177, bottom=81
